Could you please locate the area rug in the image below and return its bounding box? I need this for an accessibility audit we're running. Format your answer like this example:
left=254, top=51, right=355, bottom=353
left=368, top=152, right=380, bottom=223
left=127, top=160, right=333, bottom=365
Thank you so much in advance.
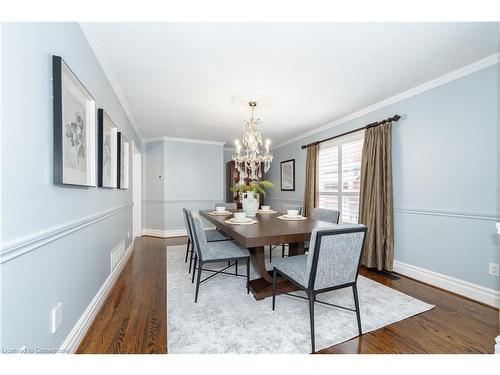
left=166, top=244, right=434, bottom=353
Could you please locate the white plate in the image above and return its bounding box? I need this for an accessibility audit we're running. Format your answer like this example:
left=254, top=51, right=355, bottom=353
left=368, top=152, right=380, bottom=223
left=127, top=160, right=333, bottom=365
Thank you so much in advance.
left=209, top=211, right=232, bottom=215
left=257, top=209, right=276, bottom=214
left=228, top=217, right=253, bottom=223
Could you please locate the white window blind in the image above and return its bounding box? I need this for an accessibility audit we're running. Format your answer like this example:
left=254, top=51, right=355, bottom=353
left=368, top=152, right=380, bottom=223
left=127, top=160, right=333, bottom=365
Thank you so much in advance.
left=318, top=132, right=364, bottom=223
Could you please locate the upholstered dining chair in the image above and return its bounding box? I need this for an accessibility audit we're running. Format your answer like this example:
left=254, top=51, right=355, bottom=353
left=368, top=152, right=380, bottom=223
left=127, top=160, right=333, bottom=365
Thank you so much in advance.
left=214, top=202, right=237, bottom=210
left=188, top=212, right=251, bottom=303
left=182, top=208, right=231, bottom=274
left=269, top=203, right=303, bottom=262
left=271, top=224, right=367, bottom=353
left=303, top=208, right=341, bottom=250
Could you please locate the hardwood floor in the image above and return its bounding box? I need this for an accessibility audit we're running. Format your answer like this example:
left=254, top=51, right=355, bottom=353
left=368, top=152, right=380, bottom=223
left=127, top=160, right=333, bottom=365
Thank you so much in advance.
left=77, top=236, right=499, bottom=354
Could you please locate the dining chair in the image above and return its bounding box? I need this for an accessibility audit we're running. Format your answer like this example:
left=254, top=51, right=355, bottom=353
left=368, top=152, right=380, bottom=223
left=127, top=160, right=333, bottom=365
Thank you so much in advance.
left=271, top=224, right=367, bottom=353
left=269, top=203, right=303, bottom=262
left=303, top=208, right=341, bottom=250
left=214, top=202, right=237, bottom=210
left=182, top=208, right=231, bottom=274
left=188, top=212, right=251, bottom=303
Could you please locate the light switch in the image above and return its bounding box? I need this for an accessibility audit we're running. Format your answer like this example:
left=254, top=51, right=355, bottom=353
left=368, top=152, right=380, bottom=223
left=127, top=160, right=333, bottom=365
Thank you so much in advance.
left=51, top=303, right=63, bottom=334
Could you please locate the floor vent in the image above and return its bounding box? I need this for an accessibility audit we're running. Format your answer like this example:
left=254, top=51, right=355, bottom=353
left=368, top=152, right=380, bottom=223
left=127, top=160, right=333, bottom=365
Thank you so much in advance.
left=111, top=240, right=126, bottom=271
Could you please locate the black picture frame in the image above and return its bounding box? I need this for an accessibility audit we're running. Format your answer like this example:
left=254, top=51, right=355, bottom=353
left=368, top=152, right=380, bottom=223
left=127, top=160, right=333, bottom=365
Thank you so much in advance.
left=97, top=108, right=118, bottom=188
left=117, top=132, right=130, bottom=189
left=53, top=55, right=96, bottom=187
left=280, top=159, right=295, bottom=191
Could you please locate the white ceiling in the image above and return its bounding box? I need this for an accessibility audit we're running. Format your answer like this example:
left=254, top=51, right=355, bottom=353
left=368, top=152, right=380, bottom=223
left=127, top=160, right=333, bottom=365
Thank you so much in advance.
left=81, top=23, right=499, bottom=146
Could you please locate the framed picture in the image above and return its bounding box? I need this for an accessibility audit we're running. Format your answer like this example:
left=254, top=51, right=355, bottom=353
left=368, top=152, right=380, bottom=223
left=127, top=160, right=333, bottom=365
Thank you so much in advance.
left=117, top=132, right=130, bottom=189
left=98, top=109, right=118, bottom=188
left=53, top=55, right=96, bottom=187
left=280, top=159, right=295, bottom=191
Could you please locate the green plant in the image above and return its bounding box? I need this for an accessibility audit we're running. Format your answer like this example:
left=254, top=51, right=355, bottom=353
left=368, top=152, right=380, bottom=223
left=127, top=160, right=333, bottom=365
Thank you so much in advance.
left=230, top=179, right=275, bottom=198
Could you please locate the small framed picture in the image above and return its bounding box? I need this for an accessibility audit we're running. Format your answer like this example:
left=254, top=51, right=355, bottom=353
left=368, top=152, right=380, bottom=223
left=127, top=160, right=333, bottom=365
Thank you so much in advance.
left=281, top=159, right=295, bottom=191
left=98, top=109, right=118, bottom=188
left=53, top=55, right=96, bottom=187
left=117, top=132, right=130, bottom=189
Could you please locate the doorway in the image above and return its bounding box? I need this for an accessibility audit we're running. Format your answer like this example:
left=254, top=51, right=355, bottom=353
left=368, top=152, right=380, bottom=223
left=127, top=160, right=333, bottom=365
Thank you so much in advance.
left=132, top=141, right=142, bottom=238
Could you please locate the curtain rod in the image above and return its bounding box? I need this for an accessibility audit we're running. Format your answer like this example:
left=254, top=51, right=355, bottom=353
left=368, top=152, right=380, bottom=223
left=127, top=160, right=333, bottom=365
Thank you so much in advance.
left=300, top=114, right=401, bottom=150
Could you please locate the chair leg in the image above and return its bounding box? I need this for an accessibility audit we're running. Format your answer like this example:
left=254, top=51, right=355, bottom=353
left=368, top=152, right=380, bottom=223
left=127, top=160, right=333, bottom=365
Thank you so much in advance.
left=191, top=254, right=197, bottom=283
left=272, top=268, right=277, bottom=311
left=188, top=245, right=195, bottom=274
left=184, top=238, right=191, bottom=263
left=235, top=260, right=238, bottom=276
left=281, top=244, right=285, bottom=257
left=308, top=291, right=316, bottom=354
left=246, top=259, right=250, bottom=294
left=269, top=245, right=272, bottom=263
left=353, top=284, right=362, bottom=336
left=194, top=260, right=202, bottom=303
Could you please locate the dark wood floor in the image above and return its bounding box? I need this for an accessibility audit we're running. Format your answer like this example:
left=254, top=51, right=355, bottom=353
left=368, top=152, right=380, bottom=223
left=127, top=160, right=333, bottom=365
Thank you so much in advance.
left=77, top=237, right=499, bottom=354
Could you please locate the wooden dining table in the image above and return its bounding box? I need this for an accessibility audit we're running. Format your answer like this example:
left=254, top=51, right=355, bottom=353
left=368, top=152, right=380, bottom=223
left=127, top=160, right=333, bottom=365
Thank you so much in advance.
left=199, top=209, right=329, bottom=300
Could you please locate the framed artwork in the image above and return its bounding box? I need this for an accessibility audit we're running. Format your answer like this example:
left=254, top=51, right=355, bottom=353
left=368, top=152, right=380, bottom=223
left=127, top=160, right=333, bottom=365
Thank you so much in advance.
left=53, top=55, right=96, bottom=187
left=98, top=109, right=118, bottom=188
left=280, top=159, right=295, bottom=191
left=117, top=132, right=130, bottom=189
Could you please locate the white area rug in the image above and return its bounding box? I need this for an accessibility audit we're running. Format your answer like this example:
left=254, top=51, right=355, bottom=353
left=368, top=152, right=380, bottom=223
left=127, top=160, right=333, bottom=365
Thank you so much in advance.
left=167, top=244, right=434, bottom=353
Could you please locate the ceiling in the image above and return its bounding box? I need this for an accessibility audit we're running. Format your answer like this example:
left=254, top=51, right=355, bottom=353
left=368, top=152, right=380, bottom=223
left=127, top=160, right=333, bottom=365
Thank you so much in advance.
left=81, top=23, right=499, bottom=147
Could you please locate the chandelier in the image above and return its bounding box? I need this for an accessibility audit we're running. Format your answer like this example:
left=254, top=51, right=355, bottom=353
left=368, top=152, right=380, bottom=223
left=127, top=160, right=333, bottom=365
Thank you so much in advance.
left=232, top=101, right=273, bottom=180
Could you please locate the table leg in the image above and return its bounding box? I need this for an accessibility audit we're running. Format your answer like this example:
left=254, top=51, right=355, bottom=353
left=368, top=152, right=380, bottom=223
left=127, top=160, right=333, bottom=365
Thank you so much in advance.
left=288, top=241, right=305, bottom=256
left=250, top=246, right=273, bottom=283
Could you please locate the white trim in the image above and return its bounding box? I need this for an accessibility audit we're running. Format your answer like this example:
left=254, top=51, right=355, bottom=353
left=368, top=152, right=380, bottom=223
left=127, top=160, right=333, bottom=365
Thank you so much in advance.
left=79, top=23, right=142, bottom=140
left=274, top=52, right=500, bottom=150
left=142, top=136, right=225, bottom=146
left=394, top=208, right=500, bottom=222
left=393, top=260, right=500, bottom=308
left=59, top=240, right=135, bottom=354
left=143, top=198, right=223, bottom=204
left=142, top=228, right=187, bottom=238
left=495, top=336, right=500, bottom=354
left=0, top=203, right=134, bottom=264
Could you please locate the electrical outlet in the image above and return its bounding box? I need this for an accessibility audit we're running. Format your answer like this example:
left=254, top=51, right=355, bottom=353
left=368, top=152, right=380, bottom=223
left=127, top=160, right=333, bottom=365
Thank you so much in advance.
left=51, top=303, right=63, bottom=334
left=489, top=262, right=499, bottom=277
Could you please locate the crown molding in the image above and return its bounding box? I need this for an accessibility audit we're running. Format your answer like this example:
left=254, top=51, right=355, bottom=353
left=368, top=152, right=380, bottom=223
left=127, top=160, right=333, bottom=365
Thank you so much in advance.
left=274, top=52, right=500, bottom=150
left=142, top=136, right=225, bottom=146
left=79, top=23, right=143, bottom=140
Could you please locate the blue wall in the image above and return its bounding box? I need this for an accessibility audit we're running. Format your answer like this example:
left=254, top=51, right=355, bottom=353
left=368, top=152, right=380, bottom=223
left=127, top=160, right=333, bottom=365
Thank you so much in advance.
left=265, top=65, right=499, bottom=290
left=1, top=23, right=141, bottom=351
left=143, top=140, right=224, bottom=232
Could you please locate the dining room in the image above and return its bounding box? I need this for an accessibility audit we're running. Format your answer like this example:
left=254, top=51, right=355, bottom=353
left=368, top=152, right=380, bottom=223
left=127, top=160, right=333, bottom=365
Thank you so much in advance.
left=1, top=13, right=499, bottom=365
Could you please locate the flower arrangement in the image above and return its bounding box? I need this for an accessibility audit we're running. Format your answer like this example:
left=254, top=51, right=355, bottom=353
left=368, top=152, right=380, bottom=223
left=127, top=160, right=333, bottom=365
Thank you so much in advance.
left=230, top=179, right=274, bottom=198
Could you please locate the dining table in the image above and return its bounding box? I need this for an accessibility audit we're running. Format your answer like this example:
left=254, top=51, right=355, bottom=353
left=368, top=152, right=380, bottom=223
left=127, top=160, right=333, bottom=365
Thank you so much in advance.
left=199, top=209, right=330, bottom=300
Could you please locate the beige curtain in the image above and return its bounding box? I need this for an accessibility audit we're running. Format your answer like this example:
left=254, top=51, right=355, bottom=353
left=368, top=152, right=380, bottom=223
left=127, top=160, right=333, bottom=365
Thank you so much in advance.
left=359, top=122, right=394, bottom=271
left=303, top=144, right=320, bottom=218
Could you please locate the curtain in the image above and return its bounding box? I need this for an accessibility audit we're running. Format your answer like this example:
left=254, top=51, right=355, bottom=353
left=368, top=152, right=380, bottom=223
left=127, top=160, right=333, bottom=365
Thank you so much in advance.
left=303, top=144, right=319, bottom=218
left=359, top=122, right=394, bottom=271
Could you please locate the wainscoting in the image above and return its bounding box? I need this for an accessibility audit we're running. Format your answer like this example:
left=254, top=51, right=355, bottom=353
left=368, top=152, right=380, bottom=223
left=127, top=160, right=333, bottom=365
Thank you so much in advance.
left=0, top=203, right=135, bottom=352
left=142, top=198, right=222, bottom=235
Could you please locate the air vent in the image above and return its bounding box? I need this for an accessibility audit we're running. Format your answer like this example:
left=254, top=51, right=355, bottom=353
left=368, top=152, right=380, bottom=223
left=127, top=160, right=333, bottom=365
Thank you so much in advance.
left=110, top=240, right=126, bottom=271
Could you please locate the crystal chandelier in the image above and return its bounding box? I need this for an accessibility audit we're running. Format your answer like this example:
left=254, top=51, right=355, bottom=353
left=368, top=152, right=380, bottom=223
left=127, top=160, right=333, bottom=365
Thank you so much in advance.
left=232, top=101, right=273, bottom=180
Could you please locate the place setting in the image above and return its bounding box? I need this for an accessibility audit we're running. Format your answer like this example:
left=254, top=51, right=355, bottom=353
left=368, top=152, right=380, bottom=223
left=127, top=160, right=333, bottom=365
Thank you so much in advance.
left=257, top=205, right=277, bottom=214
left=208, top=206, right=233, bottom=216
left=224, top=211, right=258, bottom=225
left=277, top=208, right=308, bottom=221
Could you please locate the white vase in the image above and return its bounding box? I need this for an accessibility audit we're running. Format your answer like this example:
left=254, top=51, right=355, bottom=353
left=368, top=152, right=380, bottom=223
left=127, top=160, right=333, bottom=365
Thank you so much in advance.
left=241, top=192, right=259, bottom=217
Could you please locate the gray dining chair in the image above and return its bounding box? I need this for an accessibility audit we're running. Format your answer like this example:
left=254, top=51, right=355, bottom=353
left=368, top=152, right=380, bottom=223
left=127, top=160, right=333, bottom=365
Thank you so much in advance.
left=269, top=203, right=304, bottom=261
left=271, top=224, right=367, bottom=353
left=182, top=208, right=231, bottom=274
left=303, top=208, right=341, bottom=250
left=215, top=202, right=237, bottom=210
left=188, top=212, right=251, bottom=303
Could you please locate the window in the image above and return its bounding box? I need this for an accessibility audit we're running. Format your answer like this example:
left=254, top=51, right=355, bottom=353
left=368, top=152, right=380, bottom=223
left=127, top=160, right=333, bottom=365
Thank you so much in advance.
left=318, top=132, right=364, bottom=223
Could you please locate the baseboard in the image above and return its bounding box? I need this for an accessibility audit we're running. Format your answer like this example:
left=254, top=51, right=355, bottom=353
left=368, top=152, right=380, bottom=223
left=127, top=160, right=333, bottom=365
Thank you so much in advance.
left=142, top=228, right=187, bottom=238
left=59, top=240, right=135, bottom=353
left=393, top=260, right=500, bottom=308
